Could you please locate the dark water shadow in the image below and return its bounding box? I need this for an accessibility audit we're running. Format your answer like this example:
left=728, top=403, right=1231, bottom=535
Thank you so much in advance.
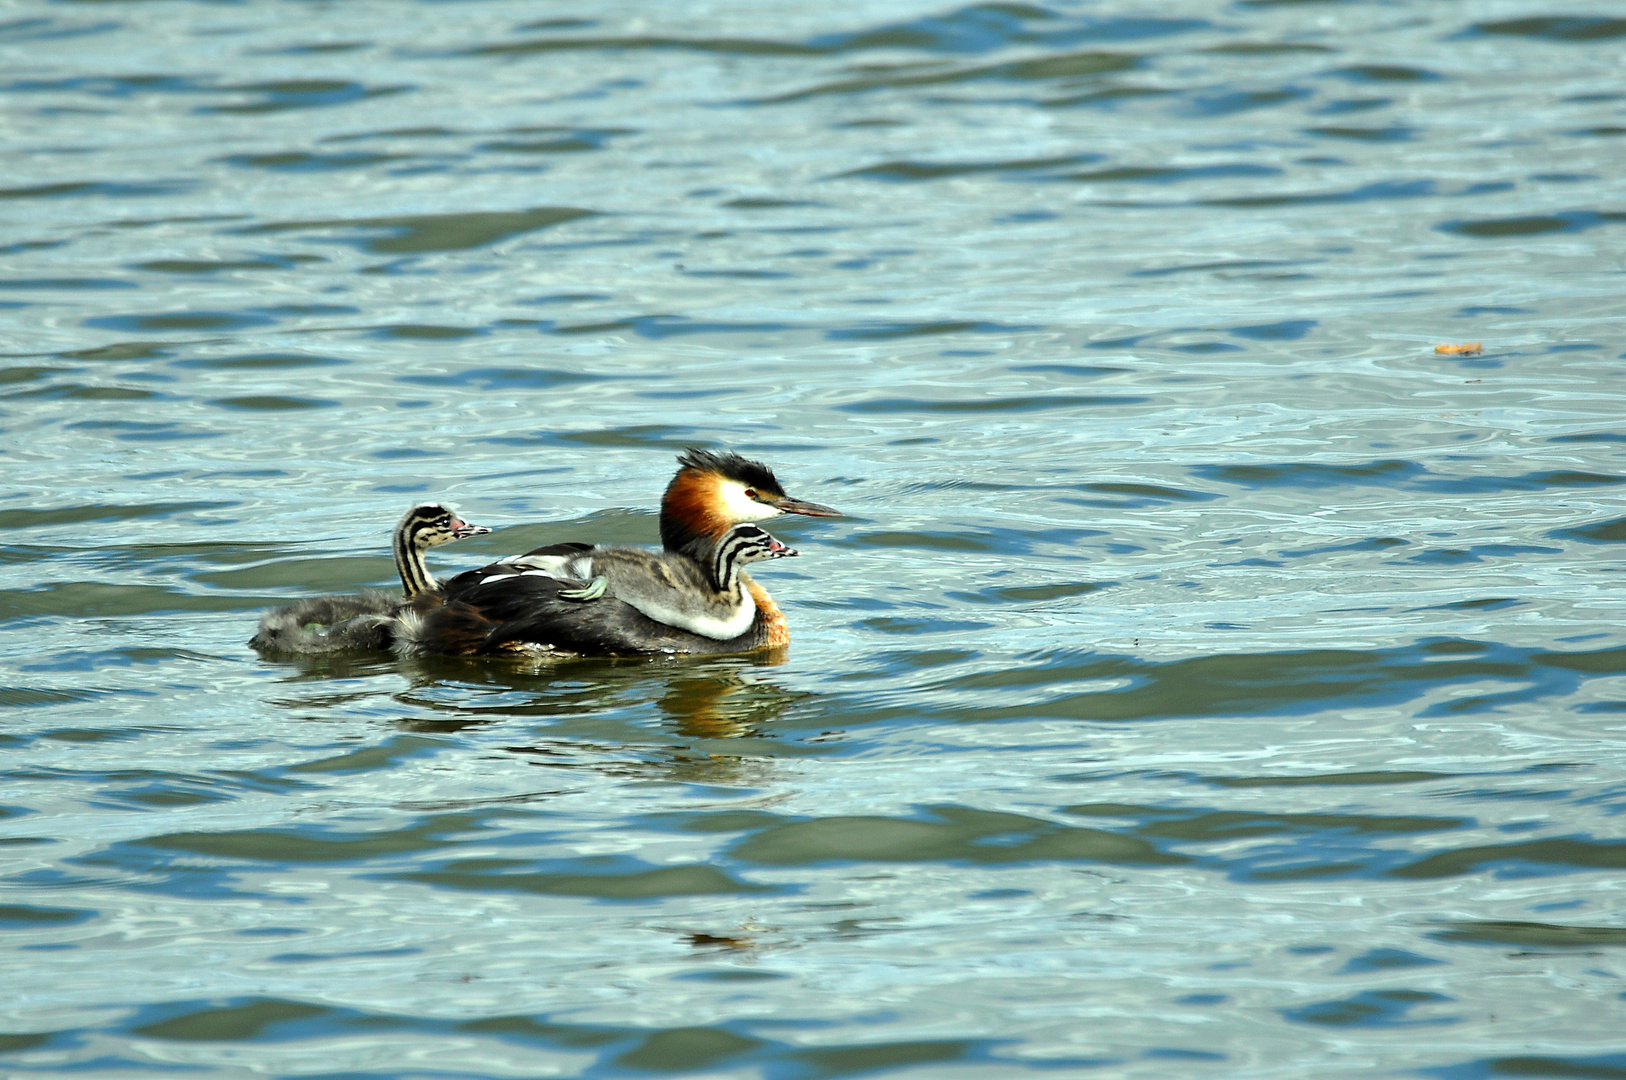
left=1439, top=210, right=1626, bottom=238
left=0, top=903, right=96, bottom=928
left=1422, top=1053, right=1626, bottom=1080
left=1466, top=17, right=1626, bottom=43
left=1060, top=801, right=1465, bottom=881
left=0, top=501, right=231, bottom=531
left=1, top=582, right=258, bottom=623
left=465, top=5, right=1203, bottom=64
left=197, top=79, right=408, bottom=115
left=914, top=639, right=1626, bottom=726
left=1282, top=989, right=1456, bottom=1028
left=1549, top=514, right=1626, bottom=544
left=1428, top=919, right=1626, bottom=949
left=88, top=995, right=1007, bottom=1078
left=758, top=50, right=1139, bottom=104
left=239, top=207, right=594, bottom=254
left=728, top=804, right=1187, bottom=869
left=71, top=804, right=782, bottom=904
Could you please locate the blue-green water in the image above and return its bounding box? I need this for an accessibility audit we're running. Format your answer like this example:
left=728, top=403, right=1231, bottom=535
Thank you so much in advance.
left=3, top=2, right=1625, bottom=1076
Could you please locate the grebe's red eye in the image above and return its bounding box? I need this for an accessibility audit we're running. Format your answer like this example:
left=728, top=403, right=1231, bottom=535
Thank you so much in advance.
left=744, top=489, right=758, bottom=500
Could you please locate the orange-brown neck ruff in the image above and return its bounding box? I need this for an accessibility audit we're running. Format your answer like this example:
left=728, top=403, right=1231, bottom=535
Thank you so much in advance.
left=746, top=577, right=789, bottom=649
left=660, top=469, right=734, bottom=552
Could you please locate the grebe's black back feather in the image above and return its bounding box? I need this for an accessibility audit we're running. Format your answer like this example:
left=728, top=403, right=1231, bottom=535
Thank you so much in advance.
left=399, top=574, right=775, bottom=657
left=517, top=541, right=596, bottom=560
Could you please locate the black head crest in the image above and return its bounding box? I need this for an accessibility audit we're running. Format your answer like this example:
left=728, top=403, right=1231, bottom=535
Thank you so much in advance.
left=676, top=447, right=784, bottom=496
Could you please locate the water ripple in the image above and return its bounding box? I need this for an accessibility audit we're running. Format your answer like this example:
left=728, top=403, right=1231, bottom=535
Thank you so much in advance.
left=5, top=1, right=1626, bottom=1074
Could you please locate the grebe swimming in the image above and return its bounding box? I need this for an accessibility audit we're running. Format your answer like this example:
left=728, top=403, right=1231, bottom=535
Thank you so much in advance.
left=398, top=449, right=837, bottom=658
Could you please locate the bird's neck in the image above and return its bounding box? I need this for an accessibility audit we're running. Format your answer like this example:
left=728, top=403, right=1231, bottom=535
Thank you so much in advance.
left=746, top=577, right=788, bottom=648
left=394, top=531, right=436, bottom=598
left=706, top=532, right=753, bottom=595
left=660, top=470, right=731, bottom=555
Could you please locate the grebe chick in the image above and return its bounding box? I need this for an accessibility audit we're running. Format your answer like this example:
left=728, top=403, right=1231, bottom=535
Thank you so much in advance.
left=249, top=503, right=489, bottom=654
left=397, top=449, right=838, bottom=658
left=497, top=523, right=794, bottom=639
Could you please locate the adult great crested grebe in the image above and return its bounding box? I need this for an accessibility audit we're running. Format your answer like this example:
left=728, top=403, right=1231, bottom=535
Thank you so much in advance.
left=395, top=449, right=838, bottom=658
left=249, top=503, right=489, bottom=654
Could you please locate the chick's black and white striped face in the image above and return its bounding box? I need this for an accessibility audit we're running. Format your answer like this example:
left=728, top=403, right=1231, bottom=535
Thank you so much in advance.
left=402, top=505, right=491, bottom=549
left=722, top=524, right=798, bottom=564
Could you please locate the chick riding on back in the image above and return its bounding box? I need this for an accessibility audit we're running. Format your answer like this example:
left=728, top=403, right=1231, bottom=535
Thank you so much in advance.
left=397, top=449, right=837, bottom=658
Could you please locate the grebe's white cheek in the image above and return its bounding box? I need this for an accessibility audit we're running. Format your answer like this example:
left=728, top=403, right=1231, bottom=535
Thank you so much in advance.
left=718, top=479, right=779, bottom=521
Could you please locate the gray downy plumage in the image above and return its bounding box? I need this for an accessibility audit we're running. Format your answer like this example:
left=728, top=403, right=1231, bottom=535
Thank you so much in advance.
left=532, top=523, right=797, bottom=640
left=249, top=503, right=488, bottom=655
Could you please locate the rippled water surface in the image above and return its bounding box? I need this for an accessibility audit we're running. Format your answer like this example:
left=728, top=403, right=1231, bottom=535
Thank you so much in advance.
left=4, top=1, right=1626, bottom=1076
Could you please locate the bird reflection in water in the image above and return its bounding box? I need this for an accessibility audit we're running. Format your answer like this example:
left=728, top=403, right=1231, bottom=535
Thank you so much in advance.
left=654, top=660, right=802, bottom=740
left=380, top=653, right=807, bottom=752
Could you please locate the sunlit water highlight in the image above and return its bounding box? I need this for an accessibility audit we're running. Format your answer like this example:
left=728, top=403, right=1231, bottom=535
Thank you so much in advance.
left=3, top=1, right=1625, bottom=1077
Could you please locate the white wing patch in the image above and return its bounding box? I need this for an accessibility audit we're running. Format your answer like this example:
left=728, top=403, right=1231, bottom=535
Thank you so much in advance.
left=509, top=554, right=578, bottom=575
